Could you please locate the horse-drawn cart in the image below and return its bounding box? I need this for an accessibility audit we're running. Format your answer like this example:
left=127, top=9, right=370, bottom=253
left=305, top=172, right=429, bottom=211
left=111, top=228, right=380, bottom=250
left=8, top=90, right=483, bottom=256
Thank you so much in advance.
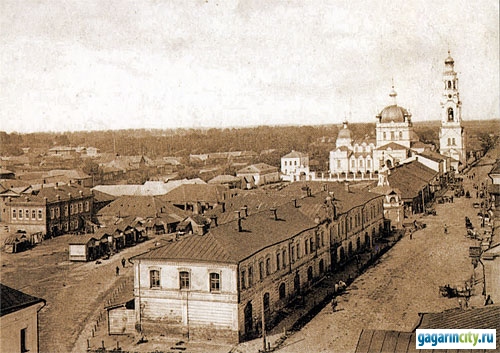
left=439, top=283, right=471, bottom=298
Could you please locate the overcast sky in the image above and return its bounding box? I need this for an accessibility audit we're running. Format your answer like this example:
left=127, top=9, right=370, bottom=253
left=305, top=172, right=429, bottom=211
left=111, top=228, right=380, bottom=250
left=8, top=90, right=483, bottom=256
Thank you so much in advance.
left=1, top=0, right=498, bottom=133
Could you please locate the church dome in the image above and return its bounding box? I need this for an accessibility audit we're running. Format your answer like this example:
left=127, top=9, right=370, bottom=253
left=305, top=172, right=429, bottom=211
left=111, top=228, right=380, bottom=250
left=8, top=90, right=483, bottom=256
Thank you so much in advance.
left=444, top=51, right=454, bottom=65
left=337, top=125, right=352, bottom=139
left=378, top=105, right=410, bottom=123
left=376, top=85, right=411, bottom=123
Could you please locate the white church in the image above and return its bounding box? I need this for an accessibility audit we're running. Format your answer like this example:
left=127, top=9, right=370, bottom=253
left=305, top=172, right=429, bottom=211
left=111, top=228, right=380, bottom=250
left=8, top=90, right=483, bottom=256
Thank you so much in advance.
left=327, top=52, right=466, bottom=178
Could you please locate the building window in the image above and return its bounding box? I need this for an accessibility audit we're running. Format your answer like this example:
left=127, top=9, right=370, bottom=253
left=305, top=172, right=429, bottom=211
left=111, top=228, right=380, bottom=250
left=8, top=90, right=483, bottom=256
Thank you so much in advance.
left=150, top=270, right=160, bottom=288
left=359, top=159, right=363, bottom=167
left=337, top=160, right=341, bottom=168
left=383, top=132, right=387, bottom=139
left=85, top=201, right=90, bottom=212
left=210, top=272, right=220, bottom=292
left=297, top=243, right=301, bottom=258
left=19, top=209, right=23, bottom=219
left=179, top=271, right=190, bottom=290
left=390, top=131, right=395, bottom=140
left=367, top=160, right=371, bottom=168
left=20, top=327, right=28, bottom=353
left=276, top=253, right=281, bottom=270
left=241, top=270, right=247, bottom=289
left=78, top=203, right=82, bottom=213
left=282, top=250, right=287, bottom=267
left=55, top=207, right=60, bottom=217
left=64, top=205, right=68, bottom=216
left=279, top=283, right=286, bottom=300
left=305, top=240, right=309, bottom=254
left=309, top=238, right=314, bottom=253
left=70, top=204, right=73, bottom=215
left=351, top=159, right=355, bottom=168
left=265, top=258, right=271, bottom=276
left=399, top=131, right=403, bottom=139
left=452, top=138, right=456, bottom=145
left=38, top=209, right=42, bottom=220
left=32, top=210, right=36, bottom=219
left=291, top=246, right=295, bottom=262
left=259, top=261, right=264, bottom=280
left=284, top=161, right=287, bottom=166
left=248, top=266, right=253, bottom=287
left=12, top=209, right=16, bottom=219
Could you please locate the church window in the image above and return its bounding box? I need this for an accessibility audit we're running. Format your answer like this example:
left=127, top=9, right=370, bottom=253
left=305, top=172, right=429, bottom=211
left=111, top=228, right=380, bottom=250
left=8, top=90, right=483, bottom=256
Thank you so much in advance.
left=390, top=131, right=395, bottom=140
left=448, top=138, right=451, bottom=146
left=399, top=131, right=403, bottom=139
left=453, top=80, right=456, bottom=90
left=448, top=108, right=454, bottom=121
left=337, top=160, right=341, bottom=169
left=359, top=160, right=363, bottom=167
left=383, top=132, right=387, bottom=139
left=452, top=138, right=456, bottom=145
left=284, top=161, right=287, bottom=166
left=448, top=81, right=452, bottom=89
left=367, top=160, right=371, bottom=168
left=351, top=160, right=355, bottom=168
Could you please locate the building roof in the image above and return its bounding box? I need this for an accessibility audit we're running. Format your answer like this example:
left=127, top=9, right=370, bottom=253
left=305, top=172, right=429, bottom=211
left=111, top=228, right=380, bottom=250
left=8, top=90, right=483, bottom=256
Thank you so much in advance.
left=375, top=142, right=409, bottom=151
left=418, top=150, right=446, bottom=163
left=97, top=195, right=187, bottom=219
left=161, top=184, right=228, bottom=204
left=135, top=202, right=316, bottom=264
left=0, top=283, right=45, bottom=317
left=283, top=150, right=308, bottom=159
left=489, top=159, right=500, bottom=176
left=68, top=234, right=98, bottom=245
left=237, top=163, right=278, bottom=174
left=355, top=329, right=416, bottom=353
left=208, top=175, right=241, bottom=184
left=6, top=184, right=91, bottom=205
left=387, top=161, right=437, bottom=200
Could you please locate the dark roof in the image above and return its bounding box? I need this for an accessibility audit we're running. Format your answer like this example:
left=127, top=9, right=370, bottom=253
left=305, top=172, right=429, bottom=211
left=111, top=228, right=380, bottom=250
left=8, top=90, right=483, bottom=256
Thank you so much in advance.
left=375, top=142, right=409, bottom=151
left=355, top=330, right=417, bottom=353
left=135, top=202, right=316, bottom=264
left=418, top=150, right=446, bottom=163
left=7, top=184, right=92, bottom=205
left=416, top=305, right=500, bottom=331
left=237, top=163, right=278, bottom=174
left=97, top=195, right=187, bottom=219
left=0, top=283, right=45, bottom=316
left=387, top=161, right=437, bottom=200
left=161, top=184, right=227, bottom=204
left=490, top=159, right=500, bottom=175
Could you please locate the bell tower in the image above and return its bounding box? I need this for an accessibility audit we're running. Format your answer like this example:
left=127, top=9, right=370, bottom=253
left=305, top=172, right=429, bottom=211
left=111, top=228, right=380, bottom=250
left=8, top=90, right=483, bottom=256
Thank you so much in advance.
left=439, top=51, right=466, bottom=169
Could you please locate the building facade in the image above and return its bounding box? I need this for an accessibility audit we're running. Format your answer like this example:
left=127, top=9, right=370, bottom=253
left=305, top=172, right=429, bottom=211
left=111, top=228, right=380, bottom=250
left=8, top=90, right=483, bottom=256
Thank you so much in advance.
left=0, top=284, right=46, bottom=353
left=281, top=150, right=310, bottom=182
left=439, top=51, right=466, bottom=170
left=2, top=184, right=93, bottom=237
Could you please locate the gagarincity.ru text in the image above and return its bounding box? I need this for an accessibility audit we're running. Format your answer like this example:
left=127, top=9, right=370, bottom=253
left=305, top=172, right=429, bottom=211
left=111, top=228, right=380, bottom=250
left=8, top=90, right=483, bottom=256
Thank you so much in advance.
left=417, top=332, right=494, bottom=347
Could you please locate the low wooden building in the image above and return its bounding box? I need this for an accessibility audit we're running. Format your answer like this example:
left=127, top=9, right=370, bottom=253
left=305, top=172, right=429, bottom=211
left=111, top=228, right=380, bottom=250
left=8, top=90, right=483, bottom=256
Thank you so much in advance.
left=68, top=235, right=99, bottom=261
left=106, top=299, right=136, bottom=335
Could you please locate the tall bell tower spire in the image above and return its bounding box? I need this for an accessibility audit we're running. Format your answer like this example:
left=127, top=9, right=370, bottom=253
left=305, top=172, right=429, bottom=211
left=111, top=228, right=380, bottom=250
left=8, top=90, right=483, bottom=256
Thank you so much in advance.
left=439, top=51, right=466, bottom=170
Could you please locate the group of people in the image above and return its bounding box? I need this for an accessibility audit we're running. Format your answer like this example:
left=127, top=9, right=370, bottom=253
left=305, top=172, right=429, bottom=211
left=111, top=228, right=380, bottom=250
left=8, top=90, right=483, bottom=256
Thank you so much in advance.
left=115, top=257, right=127, bottom=276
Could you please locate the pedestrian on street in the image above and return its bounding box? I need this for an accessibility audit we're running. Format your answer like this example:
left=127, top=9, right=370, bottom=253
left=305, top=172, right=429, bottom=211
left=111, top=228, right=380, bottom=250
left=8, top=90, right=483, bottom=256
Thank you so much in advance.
left=121, top=257, right=126, bottom=268
left=331, top=298, right=338, bottom=312
left=444, top=224, right=448, bottom=234
left=409, top=230, right=413, bottom=240
left=116, top=266, right=120, bottom=276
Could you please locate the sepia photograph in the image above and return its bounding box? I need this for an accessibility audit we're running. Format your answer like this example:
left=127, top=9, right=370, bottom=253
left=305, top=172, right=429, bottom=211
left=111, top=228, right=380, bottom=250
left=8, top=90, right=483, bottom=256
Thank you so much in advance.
left=1, top=1, right=499, bottom=352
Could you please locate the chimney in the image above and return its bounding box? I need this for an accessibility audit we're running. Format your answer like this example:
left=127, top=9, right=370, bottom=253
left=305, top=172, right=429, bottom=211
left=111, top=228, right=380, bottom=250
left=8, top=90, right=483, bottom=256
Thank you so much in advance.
left=292, top=198, right=297, bottom=208
left=270, top=207, right=278, bottom=221
left=344, top=182, right=350, bottom=193
left=210, top=215, right=218, bottom=227
left=241, top=206, right=248, bottom=217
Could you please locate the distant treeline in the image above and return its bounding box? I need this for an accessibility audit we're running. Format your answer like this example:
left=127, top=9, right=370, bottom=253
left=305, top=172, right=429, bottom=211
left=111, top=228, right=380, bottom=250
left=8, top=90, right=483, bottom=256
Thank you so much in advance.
left=1, top=119, right=498, bottom=159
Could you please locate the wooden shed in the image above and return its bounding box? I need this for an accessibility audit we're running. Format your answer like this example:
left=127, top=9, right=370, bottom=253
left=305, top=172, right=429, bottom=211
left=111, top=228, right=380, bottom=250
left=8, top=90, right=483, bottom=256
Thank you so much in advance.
left=68, top=235, right=99, bottom=261
left=106, top=299, right=135, bottom=335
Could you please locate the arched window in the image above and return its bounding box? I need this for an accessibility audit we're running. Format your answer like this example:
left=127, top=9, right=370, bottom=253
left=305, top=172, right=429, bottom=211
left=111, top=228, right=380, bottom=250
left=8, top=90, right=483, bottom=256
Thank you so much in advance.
left=452, top=138, right=456, bottom=145
left=448, top=138, right=451, bottom=146
left=383, top=132, right=387, bottom=139
left=448, top=107, right=454, bottom=121
left=448, top=81, right=452, bottom=89
left=399, top=131, right=403, bottom=139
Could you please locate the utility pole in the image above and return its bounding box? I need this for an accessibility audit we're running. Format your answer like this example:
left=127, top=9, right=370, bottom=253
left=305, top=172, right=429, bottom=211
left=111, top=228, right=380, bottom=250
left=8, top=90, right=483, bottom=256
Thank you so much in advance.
left=262, top=294, right=267, bottom=352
